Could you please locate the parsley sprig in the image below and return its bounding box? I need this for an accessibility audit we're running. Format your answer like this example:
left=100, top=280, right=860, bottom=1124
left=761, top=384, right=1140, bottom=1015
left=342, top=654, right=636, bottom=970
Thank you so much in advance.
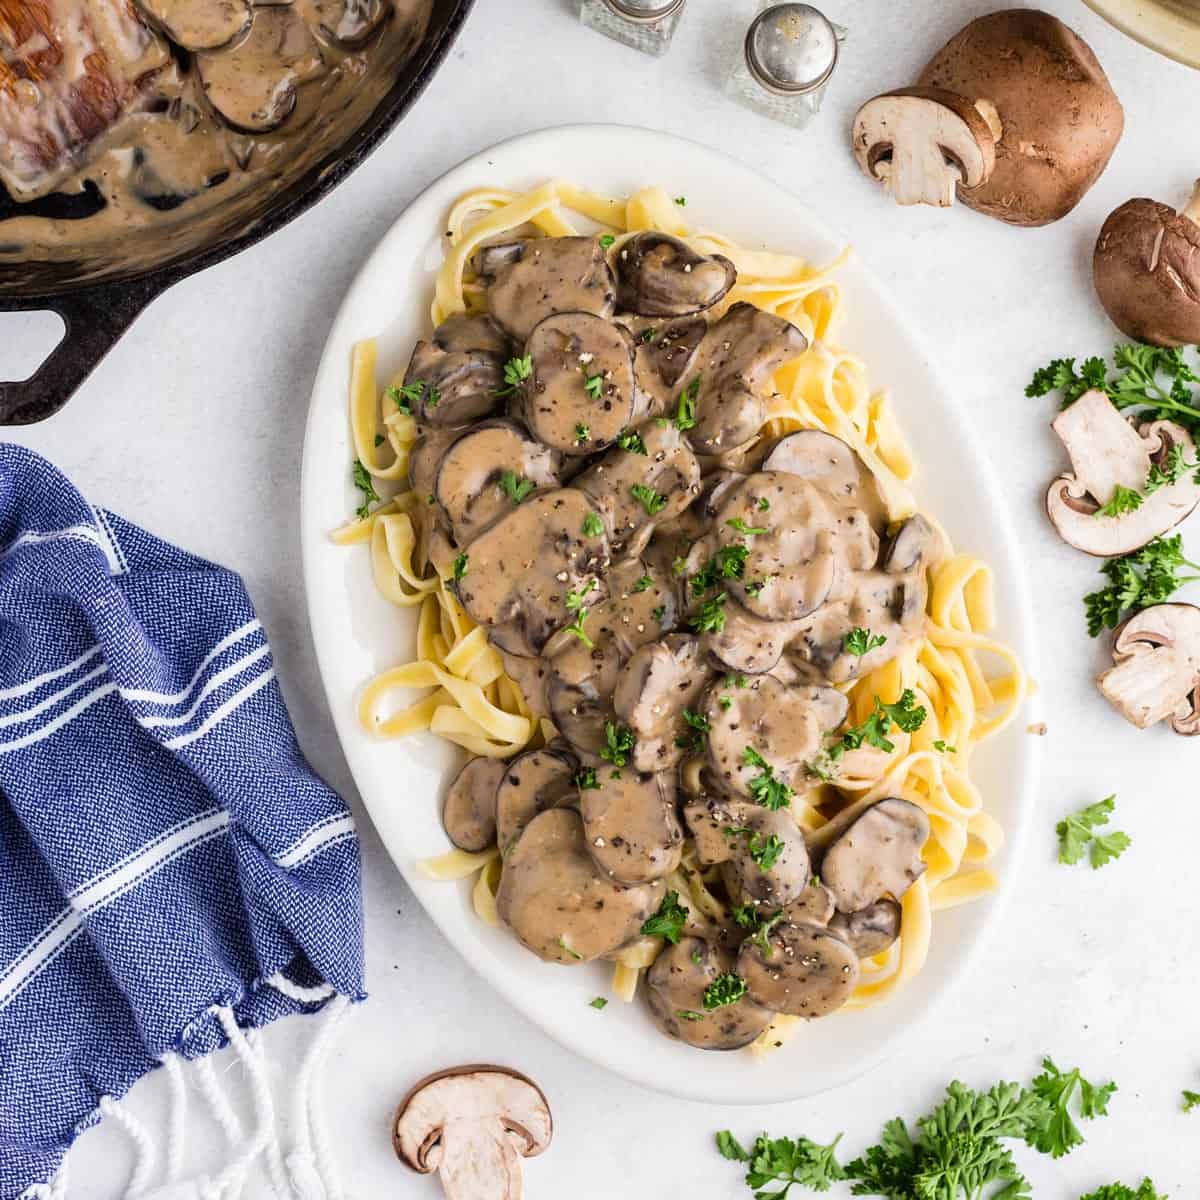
left=826, top=690, right=927, bottom=762
left=496, top=355, right=533, bottom=397
left=690, top=590, right=729, bottom=634
left=844, top=627, right=887, bottom=657
left=732, top=905, right=785, bottom=953
left=703, top=972, right=747, bottom=1009
left=599, top=720, right=635, bottom=768
left=640, top=890, right=689, bottom=944
left=675, top=376, right=700, bottom=431
left=385, top=378, right=438, bottom=415
left=351, top=459, right=380, bottom=520
left=631, top=483, right=668, bottom=515
left=1056, top=795, right=1131, bottom=869
left=498, top=469, right=535, bottom=504
left=716, top=1131, right=846, bottom=1197
left=725, top=825, right=785, bottom=871
left=616, top=430, right=648, bottom=455
left=564, top=579, right=597, bottom=648
left=742, top=747, right=794, bottom=811
left=1084, top=534, right=1200, bottom=636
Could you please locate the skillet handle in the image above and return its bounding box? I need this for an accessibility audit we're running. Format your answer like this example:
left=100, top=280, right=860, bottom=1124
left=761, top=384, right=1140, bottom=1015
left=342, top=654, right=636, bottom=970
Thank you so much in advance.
left=0, top=279, right=160, bottom=425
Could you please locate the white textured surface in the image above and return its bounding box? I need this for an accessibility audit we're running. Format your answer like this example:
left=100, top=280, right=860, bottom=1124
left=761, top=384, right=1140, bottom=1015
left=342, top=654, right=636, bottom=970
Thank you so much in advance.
left=2, top=0, right=1198, bottom=1194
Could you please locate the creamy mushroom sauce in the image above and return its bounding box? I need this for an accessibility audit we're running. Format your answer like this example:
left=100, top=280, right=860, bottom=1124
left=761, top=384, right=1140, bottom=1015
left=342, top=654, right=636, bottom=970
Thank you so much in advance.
left=0, top=0, right=432, bottom=277
left=427, top=231, right=938, bottom=1049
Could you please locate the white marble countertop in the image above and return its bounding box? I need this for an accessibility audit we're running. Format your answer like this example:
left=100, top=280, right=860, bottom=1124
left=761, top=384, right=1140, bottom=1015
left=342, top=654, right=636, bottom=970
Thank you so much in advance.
left=4, top=0, right=1199, bottom=1195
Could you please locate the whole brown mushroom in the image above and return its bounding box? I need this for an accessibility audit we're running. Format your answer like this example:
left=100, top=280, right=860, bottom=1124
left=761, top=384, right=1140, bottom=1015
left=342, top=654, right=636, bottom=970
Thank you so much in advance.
left=1094, top=182, right=1200, bottom=347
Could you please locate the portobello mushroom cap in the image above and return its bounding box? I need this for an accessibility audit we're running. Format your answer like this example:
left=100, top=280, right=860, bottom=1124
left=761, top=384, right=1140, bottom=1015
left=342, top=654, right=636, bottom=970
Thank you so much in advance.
left=580, top=769, right=684, bottom=885
left=1097, top=602, right=1200, bottom=734
left=1046, top=389, right=1200, bottom=556
left=915, top=9, right=1124, bottom=227
left=852, top=87, right=997, bottom=208
left=496, top=808, right=663, bottom=963
left=443, top=756, right=507, bottom=852
left=477, top=237, right=616, bottom=341
left=615, top=232, right=737, bottom=317
left=646, top=936, right=773, bottom=1050
left=1094, top=184, right=1200, bottom=348
left=738, top=920, right=859, bottom=1018
left=818, top=797, right=930, bottom=913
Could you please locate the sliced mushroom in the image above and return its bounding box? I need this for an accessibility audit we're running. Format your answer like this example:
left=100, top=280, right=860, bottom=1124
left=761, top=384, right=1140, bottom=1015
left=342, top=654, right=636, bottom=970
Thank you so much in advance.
left=518, top=313, right=636, bottom=454
left=881, top=514, right=937, bottom=574
left=1094, top=184, right=1200, bottom=348
left=580, top=769, right=683, bottom=885
left=195, top=7, right=325, bottom=134
left=737, top=920, right=859, bottom=1018
left=699, top=598, right=798, bottom=677
left=393, top=1065, right=552, bottom=1200
left=704, top=674, right=848, bottom=800
left=783, top=881, right=837, bottom=928
left=613, top=634, right=712, bottom=773
left=720, top=806, right=811, bottom=909
left=614, top=233, right=736, bottom=317
left=403, top=316, right=510, bottom=429
left=495, top=745, right=578, bottom=854
left=498, top=650, right=551, bottom=720
left=136, top=0, right=250, bottom=50
left=311, top=0, right=391, bottom=47
left=681, top=795, right=739, bottom=865
left=454, top=489, right=610, bottom=653
left=1046, top=390, right=1200, bottom=556
left=852, top=87, right=996, bottom=208
left=829, top=898, right=902, bottom=959
left=819, top=797, right=930, bottom=913
left=434, top=421, right=562, bottom=546
left=478, top=238, right=616, bottom=342
left=763, top=430, right=888, bottom=532
left=646, top=936, right=773, bottom=1050
left=496, top=808, right=663, bottom=963
left=443, top=757, right=507, bottom=852
left=632, top=316, right=708, bottom=390
left=1097, top=603, right=1200, bottom=734
left=681, top=304, right=809, bottom=455
left=573, top=419, right=701, bottom=558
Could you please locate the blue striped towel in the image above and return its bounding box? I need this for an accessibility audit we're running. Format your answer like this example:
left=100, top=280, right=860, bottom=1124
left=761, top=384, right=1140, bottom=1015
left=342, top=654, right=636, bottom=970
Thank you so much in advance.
left=0, top=445, right=363, bottom=1199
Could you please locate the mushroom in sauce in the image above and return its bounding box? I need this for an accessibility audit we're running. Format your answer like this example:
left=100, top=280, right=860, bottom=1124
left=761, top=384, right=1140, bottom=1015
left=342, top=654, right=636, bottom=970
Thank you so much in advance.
left=443, top=756, right=507, bottom=853
left=614, top=232, right=736, bottom=317
left=818, top=797, right=930, bottom=914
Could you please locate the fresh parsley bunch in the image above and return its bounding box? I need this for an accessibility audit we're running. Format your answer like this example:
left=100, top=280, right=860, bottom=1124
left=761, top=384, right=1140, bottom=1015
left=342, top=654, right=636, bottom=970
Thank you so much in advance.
left=1084, top=534, right=1200, bottom=637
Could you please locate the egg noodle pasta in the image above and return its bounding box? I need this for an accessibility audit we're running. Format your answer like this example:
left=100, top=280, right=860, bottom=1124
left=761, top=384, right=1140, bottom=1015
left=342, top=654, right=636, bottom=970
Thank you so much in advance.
left=336, top=180, right=1028, bottom=1046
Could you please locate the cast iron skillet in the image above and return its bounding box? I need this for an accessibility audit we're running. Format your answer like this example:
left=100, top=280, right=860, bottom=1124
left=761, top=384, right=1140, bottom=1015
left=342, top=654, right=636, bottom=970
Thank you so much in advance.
left=0, top=0, right=474, bottom=426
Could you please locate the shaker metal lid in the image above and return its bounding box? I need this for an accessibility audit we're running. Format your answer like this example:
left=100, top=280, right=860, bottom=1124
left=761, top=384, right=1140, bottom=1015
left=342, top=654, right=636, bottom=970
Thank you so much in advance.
left=603, top=0, right=685, bottom=20
left=745, top=3, right=838, bottom=95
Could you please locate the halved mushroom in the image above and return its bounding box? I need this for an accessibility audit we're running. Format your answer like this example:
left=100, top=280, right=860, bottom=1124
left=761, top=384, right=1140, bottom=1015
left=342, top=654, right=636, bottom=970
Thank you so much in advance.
left=699, top=598, right=798, bottom=677
left=403, top=315, right=510, bottom=429
left=434, top=421, right=562, bottom=546
left=763, top=430, right=889, bottom=532
left=1094, top=183, right=1200, bottom=348
left=518, top=313, right=636, bottom=454
left=497, top=808, right=663, bottom=963
left=136, top=0, right=250, bottom=50
left=680, top=304, right=809, bottom=455
left=195, top=7, right=325, bottom=134
left=495, top=745, right=578, bottom=854
left=393, top=1065, right=552, bottom=1200
left=783, top=881, right=836, bottom=928
left=311, top=0, right=391, bottom=47
left=737, top=920, right=859, bottom=1018
left=613, top=634, right=712, bottom=773
left=852, top=87, right=996, bottom=208
left=682, top=795, right=739, bottom=865
left=881, top=514, right=937, bottom=574
left=720, top=806, right=811, bottom=909
left=454, top=489, right=610, bottom=653
left=580, top=769, right=683, bottom=885
left=704, top=674, right=848, bottom=800
left=818, top=797, right=930, bottom=913
left=1097, top=603, right=1200, bottom=734
left=1046, top=390, right=1200, bottom=556
left=829, top=898, right=902, bottom=959
left=646, top=936, right=773, bottom=1050
left=573, top=420, right=700, bottom=558
left=632, top=316, right=708, bottom=390
left=477, top=238, right=616, bottom=342
left=443, top=756, right=507, bottom=852
left=614, top=233, right=737, bottom=317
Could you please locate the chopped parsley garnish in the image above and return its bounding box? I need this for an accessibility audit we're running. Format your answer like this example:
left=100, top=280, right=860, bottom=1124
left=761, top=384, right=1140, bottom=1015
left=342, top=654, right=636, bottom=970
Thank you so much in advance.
left=640, top=890, right=689, bottom=944
left=674, top=195, right=687, bottom=206
left=757, top=497, right=770, bottom=511
left=583, top=372, right=604, bottom=400
left=719, top=695, right=733, bottom=711
left=671, top=556, right=687, bottom=577
left=496, top=355, right=533, bottom=397
left=1184, top=1090, right=1200, bottom=1113
left=652, top=604, right=666, bottom=621
left=703, top=972, right=747, bottom=1009
left=726, top=518, right=768, bottom=536
left=427, top=494, right=436, bottom=504
left=352, top=459, right=380, bottom=520
left=632, top=575, right=654, bottom=593
left=732, top=905, right=785, bottom=953
left=599, top=720, right=635, bottom=768
left=677, top=1009, right=704, bottom=1021
left=725, top=826, right=784, bottom=872
left=933, top=739, right=957, bottom=754
left=690, top=590, right=729, bottom=634
left=674, top=708, right=710, bottom=752
left=385, top=379, right=437, bottom=414
left=374, top=434, right=385, bottom=447
left=589, top=996, right=608, bottom=1009
left=1084, top=534, right=1200, bottom=636
left=1096, top=484, right=1143, bottom=518
left=674, top=376, right=700, bottom=431
left=826, top=690, right=927, bottom=761
left=598, top=234, right=615, bottom=250
left=642, top=327, right=659, bottom=344
left=844, top=627, right=887, bottom=657
left=616, top=430, right=648, bottom=455
left=691, top=544, right=748, bottom=596
left=743, top=580, right=766, bottom=597
left=574, top=422, right=590, bottom=444
left=556, top=936, right=582, bottom=960
left=452, top=552, right=468, bottom=582
left=631, top=483, right=668, bottom=515
left=582, top=511, right=604, bottom=538
left=1056, top=795, right=1131, bottom=869
left=725, top=674, right=748, bottom=688
left=498, top=469, right=535, bottom=504
left=741, top=747, right=794, bottom=811
left=564, top=579, right=597, bottom=648
left=575, top=766, right=599, bottom=791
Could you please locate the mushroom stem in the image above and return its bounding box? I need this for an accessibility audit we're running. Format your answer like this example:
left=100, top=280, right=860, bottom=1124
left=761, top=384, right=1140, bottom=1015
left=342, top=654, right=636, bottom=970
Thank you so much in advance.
left=1182, top=179, right=1200, bottom=226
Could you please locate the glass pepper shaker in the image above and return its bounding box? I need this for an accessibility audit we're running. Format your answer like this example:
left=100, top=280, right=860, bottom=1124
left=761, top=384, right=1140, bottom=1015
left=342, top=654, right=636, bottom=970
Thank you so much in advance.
left=725, top=3, right=841, bottom=129
left=578, top=0, right=686, bottom=57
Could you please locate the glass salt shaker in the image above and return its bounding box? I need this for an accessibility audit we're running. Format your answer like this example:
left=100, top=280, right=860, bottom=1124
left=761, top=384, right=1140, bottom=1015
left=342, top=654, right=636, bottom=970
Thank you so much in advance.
left=726, top=3, right=841, bottom=129
left=578, top=0, right=686, bottom=57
